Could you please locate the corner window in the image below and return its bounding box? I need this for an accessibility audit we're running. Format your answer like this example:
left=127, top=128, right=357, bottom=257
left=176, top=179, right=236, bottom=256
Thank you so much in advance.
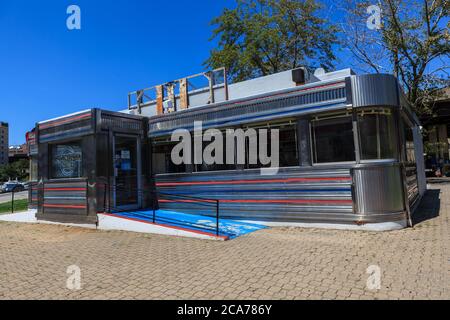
left=358, top=108, right=398, bottom=160
left=311, top=114, right=355, bottom=163
left=404, top=125, right=416, bottom=165
left=51, top=142, right=83, bottom=179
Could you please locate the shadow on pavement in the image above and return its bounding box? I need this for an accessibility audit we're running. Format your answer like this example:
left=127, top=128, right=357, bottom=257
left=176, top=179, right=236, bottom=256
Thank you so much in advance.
left=412, top=189, right=441, bottom=226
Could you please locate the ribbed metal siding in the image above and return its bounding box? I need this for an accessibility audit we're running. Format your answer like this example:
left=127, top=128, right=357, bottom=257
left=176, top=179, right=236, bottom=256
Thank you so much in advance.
left=100, top=111, right=144, bottom=134
left=28, top=182, right=38, bottom=209
left=352, top=165, right=405, bottom=216
left=41, top=180, right=88, bottom=216
left=350, top=74, right=399, bottom=108
left=38, top=111, right=94, bottom=143
left=154, top=167, right=355, bottom=223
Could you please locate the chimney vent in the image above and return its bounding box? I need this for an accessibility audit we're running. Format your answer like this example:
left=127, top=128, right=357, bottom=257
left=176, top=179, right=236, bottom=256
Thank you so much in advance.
left=292, top=68, right=306, bottom=86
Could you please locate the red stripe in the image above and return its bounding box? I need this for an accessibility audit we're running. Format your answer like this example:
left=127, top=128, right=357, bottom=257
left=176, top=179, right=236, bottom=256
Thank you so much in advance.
left=99, top=213, right=228, bottom=240
left=43, top=204, right=86, bottom=209
left=44, top=188, right=86, bottom=191
left=156, top=177, right=351, bottom=187
left=159, top=199, right=352, bottom=204
left=39, top=113, right=91, bottom=129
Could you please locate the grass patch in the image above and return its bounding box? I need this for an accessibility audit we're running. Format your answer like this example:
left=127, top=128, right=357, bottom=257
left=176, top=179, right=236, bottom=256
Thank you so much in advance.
left=0, top=199, right=29, bottom=214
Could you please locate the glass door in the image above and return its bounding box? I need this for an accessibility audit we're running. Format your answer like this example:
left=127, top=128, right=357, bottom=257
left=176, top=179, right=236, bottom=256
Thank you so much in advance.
left=114, top=135, right=140, bottom=209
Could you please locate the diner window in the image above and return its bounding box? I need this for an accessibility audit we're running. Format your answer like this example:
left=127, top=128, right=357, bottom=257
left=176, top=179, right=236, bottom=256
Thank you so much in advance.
left=151, top=121, right=301, bottom=175
left=50, top=142, right=83, bottom=179
left=404, top=125, right=416, bottom=165
left=358, top=108, right=398, bottom=160
left=279, top=125, right=299, bottom=167
left=152, top=142, right=187, bottom=174
left=194, top=139, right=237, bottom=172
left=246, top=122, right=299, bottom=169
left=312, top=115, right=355, bottom=163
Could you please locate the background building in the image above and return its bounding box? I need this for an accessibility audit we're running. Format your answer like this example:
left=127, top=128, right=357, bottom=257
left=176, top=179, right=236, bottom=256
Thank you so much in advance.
left=8, top=143, right=28, bottom=164
left=421, top=87, right=450, bottom=176
left=0, top=122, right=8, bottom=166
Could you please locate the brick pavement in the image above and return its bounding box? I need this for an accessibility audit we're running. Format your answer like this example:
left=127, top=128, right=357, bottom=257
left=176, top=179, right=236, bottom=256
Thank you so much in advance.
left=0, top=184, right=448, bottom=300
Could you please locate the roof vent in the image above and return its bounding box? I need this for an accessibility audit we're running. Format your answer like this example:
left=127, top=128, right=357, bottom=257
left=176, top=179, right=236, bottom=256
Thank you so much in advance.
left=292, top=68, right=306, bottom=86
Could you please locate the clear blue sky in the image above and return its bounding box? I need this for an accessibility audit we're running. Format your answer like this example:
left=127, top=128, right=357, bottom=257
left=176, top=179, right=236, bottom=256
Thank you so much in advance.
left=1, top=0, right=241, bottom=145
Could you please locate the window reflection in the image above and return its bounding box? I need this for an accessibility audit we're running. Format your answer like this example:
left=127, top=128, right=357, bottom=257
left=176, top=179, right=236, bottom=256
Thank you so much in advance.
left=152, top=142, right=186, bottom=174
left=358, top=108, right=398, bottom=160
left=51, top=143, right=82, bottom=179
left=312, top=115, right=355, bottom=163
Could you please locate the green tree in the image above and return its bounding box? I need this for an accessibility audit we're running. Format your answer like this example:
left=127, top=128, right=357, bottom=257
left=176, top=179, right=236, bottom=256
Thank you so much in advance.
left=0, top=159, right=29, bottom=182
left=205, top=0, right=339, bottom=82
left=341, top=0, right=449, bottom=116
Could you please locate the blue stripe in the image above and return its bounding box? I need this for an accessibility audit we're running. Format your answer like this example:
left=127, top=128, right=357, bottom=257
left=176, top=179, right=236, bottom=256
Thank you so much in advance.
left=158, top=189, right=352, bottom=194
left=149, top=100, right=345, bottom=137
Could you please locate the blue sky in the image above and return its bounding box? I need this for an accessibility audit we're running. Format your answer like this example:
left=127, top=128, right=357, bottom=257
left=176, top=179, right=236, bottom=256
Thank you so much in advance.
left=0, top=0, right=240, bottom=144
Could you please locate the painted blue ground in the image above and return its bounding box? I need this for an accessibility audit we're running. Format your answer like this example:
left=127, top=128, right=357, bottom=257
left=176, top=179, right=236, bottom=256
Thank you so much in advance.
left=111, top=209, right=267, bottom=239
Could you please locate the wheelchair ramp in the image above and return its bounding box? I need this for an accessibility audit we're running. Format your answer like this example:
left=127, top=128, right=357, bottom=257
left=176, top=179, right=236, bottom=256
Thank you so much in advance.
left=98, top=209, right=267, bottom=240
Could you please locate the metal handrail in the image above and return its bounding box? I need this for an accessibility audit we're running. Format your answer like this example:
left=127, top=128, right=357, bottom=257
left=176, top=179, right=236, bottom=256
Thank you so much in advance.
left=101, top=184, right=221, bottom=236
left=11, top=189, right=15, bottom=213
left=105, top=184, right=218, bottom=204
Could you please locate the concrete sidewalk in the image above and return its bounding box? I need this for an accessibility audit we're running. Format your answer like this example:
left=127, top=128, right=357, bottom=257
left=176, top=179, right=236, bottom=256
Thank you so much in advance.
left=0, top=191, right=28, bottom=204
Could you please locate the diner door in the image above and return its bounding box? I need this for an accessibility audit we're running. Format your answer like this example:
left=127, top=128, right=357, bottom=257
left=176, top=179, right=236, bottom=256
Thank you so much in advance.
left=113, top=135, right=141, bottom=209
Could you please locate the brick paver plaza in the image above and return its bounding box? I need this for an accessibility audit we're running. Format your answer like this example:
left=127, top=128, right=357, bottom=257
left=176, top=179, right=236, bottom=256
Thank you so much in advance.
left=0, top=184, right=449, bottom=300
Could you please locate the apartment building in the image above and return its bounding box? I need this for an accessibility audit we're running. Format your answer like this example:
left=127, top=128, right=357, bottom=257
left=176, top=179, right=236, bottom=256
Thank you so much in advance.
left=0, top=122, right=9, bottom=166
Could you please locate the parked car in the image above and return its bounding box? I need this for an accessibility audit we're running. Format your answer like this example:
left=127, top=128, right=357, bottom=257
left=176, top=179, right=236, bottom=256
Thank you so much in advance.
left=21, top=182, right=31, bottom=190
left=0, top=182, right=25, bottom=193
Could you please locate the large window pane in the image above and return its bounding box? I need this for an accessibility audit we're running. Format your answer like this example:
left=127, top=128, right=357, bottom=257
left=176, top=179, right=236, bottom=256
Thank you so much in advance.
left=358, top=109, right=398, bottom=160
left=279, top=125, right=299, bottom=167
left=195, top=130, right=237, bottom=172
left=312, top=116, right=355, bottom=163
left=194, top=139, right=237, bottom=172
left=152, top=143, right=186, bottom=174
left=51, top=143, right=83, bottom=179
left=246, top=123, right=299, bottom=169
left=405, top=125, right=416, bottom=165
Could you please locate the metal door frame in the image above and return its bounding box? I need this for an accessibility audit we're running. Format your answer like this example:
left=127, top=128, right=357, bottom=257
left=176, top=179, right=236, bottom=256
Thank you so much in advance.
left=112, top=134, right=142, bottom=210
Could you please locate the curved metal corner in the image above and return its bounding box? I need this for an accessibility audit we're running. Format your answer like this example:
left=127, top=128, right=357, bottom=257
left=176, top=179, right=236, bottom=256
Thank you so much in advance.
left=349, top=74, right=400, bottom=109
